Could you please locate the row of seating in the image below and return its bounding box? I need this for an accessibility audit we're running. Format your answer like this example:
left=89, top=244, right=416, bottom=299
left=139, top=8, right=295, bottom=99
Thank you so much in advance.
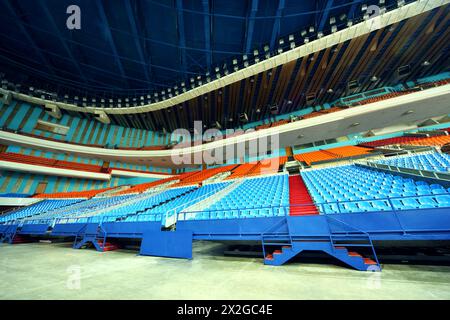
left=33, top=186, right=117, bottom=198
left=295, top=146, right=372, bottom=165
left=0, top=152, right=106, bottom=173
left=301, top=165, right=450, bottom=214
left=173, top=165, right=237, bottom=187
left=360, top=134, right=450, bottom=148
left=180, top=175, right=289, bottom=220
left=359, top=136, right=422, bottom=148
left=375, top=152, right=450, bottom=172
left=0, top=199, right=82, bottom=222
left=125, top=182, right=230, bottom=222
left=24, top=194, right=138, bottom=221
left=74, top=187, right=195, bottom=223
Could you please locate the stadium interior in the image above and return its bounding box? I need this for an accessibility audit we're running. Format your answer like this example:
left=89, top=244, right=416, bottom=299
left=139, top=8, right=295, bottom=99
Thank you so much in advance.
left=0, top=0, right=450, bottom=300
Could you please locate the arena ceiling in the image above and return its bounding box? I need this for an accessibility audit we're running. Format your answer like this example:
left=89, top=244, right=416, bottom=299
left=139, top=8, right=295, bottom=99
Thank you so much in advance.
left=0, top=0, right=449, bottom=132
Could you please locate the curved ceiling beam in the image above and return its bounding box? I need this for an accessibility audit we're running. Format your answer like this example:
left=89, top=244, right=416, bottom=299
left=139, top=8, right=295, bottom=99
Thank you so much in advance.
left=3, top=0, right=448, bottom=116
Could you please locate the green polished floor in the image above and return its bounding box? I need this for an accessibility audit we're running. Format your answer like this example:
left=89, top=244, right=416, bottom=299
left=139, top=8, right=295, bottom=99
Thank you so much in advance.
left=1, top=241, right=450, bottom=299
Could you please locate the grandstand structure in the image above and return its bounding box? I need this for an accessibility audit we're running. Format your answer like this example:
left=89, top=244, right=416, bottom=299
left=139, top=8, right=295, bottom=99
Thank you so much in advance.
left=0, top=0, right=450, bottom=275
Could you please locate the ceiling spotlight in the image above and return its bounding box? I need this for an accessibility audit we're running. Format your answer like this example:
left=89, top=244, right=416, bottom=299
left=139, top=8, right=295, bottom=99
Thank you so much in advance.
left=327, top=88, right=334, bottom=93
left=347, top=20, right=353, bottom=27
left=397, top=0, right=405, bottom=7
left=288, top=34, right=294, bottom=42
left=253, top=49, right=259, bottom=56
left=256, top=108, right=260, bottom=113
left=422, top=60, right=431, bottom=66
left=300, top=30, right=307, bottom=37
left=309, top=26, right=315, bottom=33
left=371, top=76, right=378, bottom=82
left=317, top=31, right=323, bottom=38
left=339, top=13, right=347, bottom=21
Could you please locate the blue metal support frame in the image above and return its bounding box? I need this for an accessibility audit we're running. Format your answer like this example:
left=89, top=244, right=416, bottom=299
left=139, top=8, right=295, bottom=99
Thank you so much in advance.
left=176, top=0, right=188, bottom=76
left=3, top=1, right=56, bottom=77
left=124, top=0, right=151, bottom=83
left=40, top=3, right=89, bottom=85
left=244, top=0, right=259, bottom=54
left=318, top=0, right=334, bottom=32
left=95, top=0, right=128, bottom=86
left=270, top=0, right=285, bottom=50
left=202, top=0, right=212, bottom=71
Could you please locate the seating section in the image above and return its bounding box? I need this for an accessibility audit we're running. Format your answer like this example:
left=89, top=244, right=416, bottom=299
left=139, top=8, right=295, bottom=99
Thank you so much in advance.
left=0, top=152, right=106, bottom=173
left=173, top=165, right=237, bottom=187
left=126, top=182, right=230, bottom=222
left=0, top=199, right=82, bottom=223
left=25, top=194, right=138, bottom=222
left=301, top=107, right=343, bottom=119
left=359, top=136, right=422, bottom=148
left=183, top=175, right=289, bottom=220
left=115, top=176, right=178, bottom=195
left=349, top=91, right=410, bottom=106
left=360, top=135, right=450, bottom=148
left=375, top=152, right=450, bottom=172
left=79, top=187, right=195, bottom=223
left=295, top=146, right=372, bottom=165
left=302, top=165, right=450, bottom=214
left=406, top=135, right=450, bottom=147
left=33, top=187, right=116, bottom=198
left=226, top=163, right=259, bottom=179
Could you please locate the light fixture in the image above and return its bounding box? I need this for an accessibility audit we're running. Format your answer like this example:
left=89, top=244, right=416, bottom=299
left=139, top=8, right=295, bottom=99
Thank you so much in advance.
left=422, top=61, right=431, bottom=66
left=309, top=26, right=315, bottom=33
left=329, top=17, right=336, bottom=25
left=371, top=76, right=378, bottom=82
left=327, top=88, right=334, bottom=93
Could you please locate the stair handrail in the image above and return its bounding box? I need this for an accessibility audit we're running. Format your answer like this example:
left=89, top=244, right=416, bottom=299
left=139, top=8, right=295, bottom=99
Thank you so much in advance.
left=325, top=214, right=380, bottom=268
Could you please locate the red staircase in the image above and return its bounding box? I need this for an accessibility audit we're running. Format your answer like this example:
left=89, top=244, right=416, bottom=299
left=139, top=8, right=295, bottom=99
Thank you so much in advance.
left=11, top=235, right=34, bottom=244
left=288, top=175, right=319, bottom=216
left=97, top=239, right=120, bottom=252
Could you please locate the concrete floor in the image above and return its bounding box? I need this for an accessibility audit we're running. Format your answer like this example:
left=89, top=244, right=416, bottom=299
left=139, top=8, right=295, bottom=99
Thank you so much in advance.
left=1, top=241, right=450, bottom=299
